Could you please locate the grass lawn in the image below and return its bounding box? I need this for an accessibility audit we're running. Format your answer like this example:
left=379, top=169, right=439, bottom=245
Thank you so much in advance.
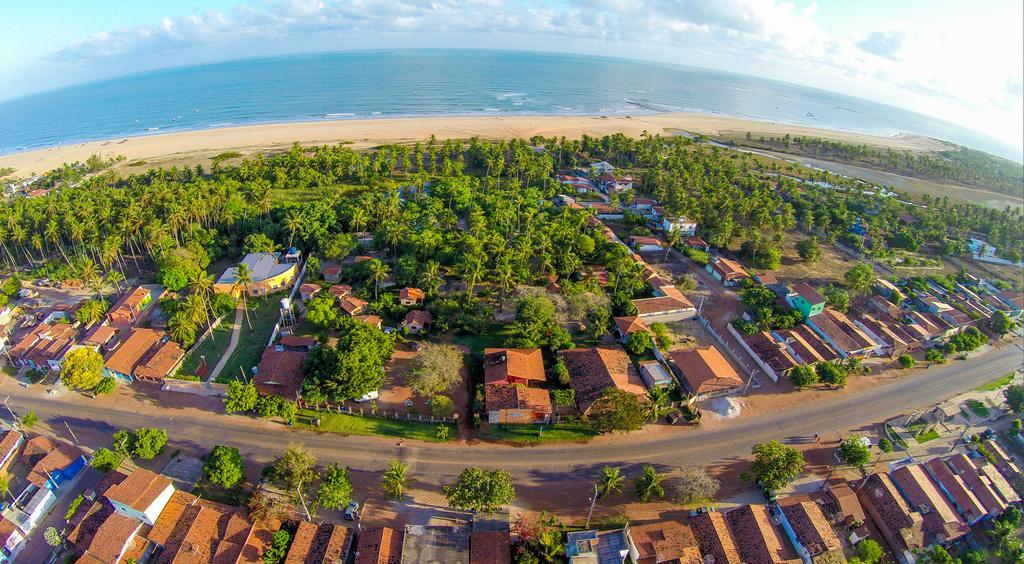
left=976, top=373, right=1015, bottom=392
left=967, top=399, right=990, bottom=418
left=295, top=409, right=455, bottom=442
left=483, top=423, right=598, bottom=444
left=914, top=429, right=941, bottom=443
left=191, top=478, right=250, bottom=506
left=449, top=323, right=514, bottom=356
left=216, top=298, right=283, bottom=384
left=178, top=314, right=233, bottom=377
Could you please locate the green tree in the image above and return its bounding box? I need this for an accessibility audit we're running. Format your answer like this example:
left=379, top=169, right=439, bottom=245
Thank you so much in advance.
left=305, top=293, right=337, bottom=328
left=256, top=395, right=284, bottom=419
left=795, top=237, right=821, bottom=263
left=381, top=460, right=410, bottom=500
left=843, top=263, right=875, bottom=295
left=444, top=467, right=516, bottom=512
left=278, top=400, right=297, bottom=424
left=854, top=539, right=883, bottom=564
left=633, top=465, right=665, bottom=502
left=816, top=361, right=848, bottom=388
left=225, top=380, right=258, bottom=413
left=429, top=395, right=455, bottom=418
left=93, top=376, right=116, bottom=395
left=243, top=232, right=276, bottom=254
left=21, top=411, right=38, bottom=428
left=302, top=319, right=395, bottom=403
left=596, top=466, right=624, bottom=499
left=878, top=438, right=893, bottom=453
left=823, top=284, right=849, bottom=313
left=60, top=347, right=105, bottom=391
left=991, top=310, right=1018, bottom=336
left=317, top=463, right=353, bottom=510
left=436, top=424, right=451, bottom=441
left=408, top=344, right=463, bottom=397
left=91, top=448, right=124, bottom=472
left=837, top=435, right=871, bottom=466
left=263, top=529, right=292, bottom=564
left=589, top=388, right=646, bottom=433
left=789, top=365, right=818, bottom=389
left=74, top=299, right=108, bottom=326
left=44, top=527, right=62, bottom=548
left=750, top=440, right=804, bottom=491
left=268, top=442, right=317, bottom=495
left=898, top=354, right=915, bottom=369
left=625, top=331, right=654, bottom=355
left=129, top=427, right=167, bottom=459
left=204, top=445, right=245, bottom=488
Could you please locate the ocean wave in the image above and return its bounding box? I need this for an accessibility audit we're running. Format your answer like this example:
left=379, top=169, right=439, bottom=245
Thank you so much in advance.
left=325, top=113, right=356, bottom=117
left=482, top=108, right=504, bottom=112
left=208, top=122, right=234, bottom=127
left=495, top=92, right=525, bottom=99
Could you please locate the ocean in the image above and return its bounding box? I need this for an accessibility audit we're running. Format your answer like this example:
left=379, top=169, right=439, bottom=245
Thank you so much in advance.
left=0, top=49, right=1017, bottom=160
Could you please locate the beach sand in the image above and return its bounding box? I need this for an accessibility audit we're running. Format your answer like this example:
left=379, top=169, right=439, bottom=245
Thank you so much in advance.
left=0, top=112, right=948, bottom=176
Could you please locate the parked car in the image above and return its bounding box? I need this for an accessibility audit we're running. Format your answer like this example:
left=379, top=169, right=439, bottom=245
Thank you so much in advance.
left=355, top=390, right=379, bottom=403
left=343, top=500, right=359, bottom=520
left=982, top=428, right=996, bottom=440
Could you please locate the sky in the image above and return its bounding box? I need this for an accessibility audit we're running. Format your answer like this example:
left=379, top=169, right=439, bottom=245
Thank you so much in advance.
left=1, top=0, right=1022, bottom=152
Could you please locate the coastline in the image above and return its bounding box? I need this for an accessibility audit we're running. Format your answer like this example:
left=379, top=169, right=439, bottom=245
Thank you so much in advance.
left=0, top=112, right=949, bottom=176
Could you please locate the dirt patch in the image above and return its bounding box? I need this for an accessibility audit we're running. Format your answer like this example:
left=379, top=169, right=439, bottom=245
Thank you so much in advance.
left=770, top=233, right=856, bottom=287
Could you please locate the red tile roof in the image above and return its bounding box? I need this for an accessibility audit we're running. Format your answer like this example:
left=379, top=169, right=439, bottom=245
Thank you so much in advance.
left=399, top=287, right=425, bottom=302
left=561, top=346, right=647, bottom=414
left=691, top=512, right=741, bottom=564
left=629, top=520, right=702, bottom=564
left=790, top=282, right=824, bottom=305
left=255, top=346, right=307, bottom=399
left=105, top=468, right=173, bottom=513
left=82, top=324, right=118, bottom=347
left=104, top=328, right=165, bottom=377
left=710, top=257, right=749, bottom=280
left=82, top=512, right=142, bottom=563
left=483, top=348, right=546, bottom=385
left=28, top=442, right=84, bottom=488
left=0, top=430, right=23, bottom=468
left=403, top=309, right=433, bottom=326
left=922, top=458, right=986, bottom=523
left=857, top=473, right=924, bottom=554
left=485, top=384, right=552, bottom=416
left=614, top=316, right=648, bottom=337
left=279, top=335, right=318, bottom=348
left=946, top=453, right=1007, bottom=516
left=354, top=527, right=402, bottom=564
left=133, top=339, right=185, bottom=381
left=780, top=501, right=843, bottom=557
left=328, top=284, right=353, bottom=298
left=890, top=464, right=970, bottom=545
left=725, top=504, right=792, bottom=563
left=669, top=346, right=743, bottom=395
left=340, top=296, right=368, bottom=315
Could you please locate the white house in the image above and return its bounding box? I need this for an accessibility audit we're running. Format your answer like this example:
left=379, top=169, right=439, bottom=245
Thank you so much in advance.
left=629, top=236, right=664, bottom=253
left=104, top=469, right=175, bottom=526
left=968, top=237, right=997, bottom=259
left=2, top=485, right=56, bottom=534
left=661, top=216, right=698, bottom=236
left=590, top=161, right=615, bottom=175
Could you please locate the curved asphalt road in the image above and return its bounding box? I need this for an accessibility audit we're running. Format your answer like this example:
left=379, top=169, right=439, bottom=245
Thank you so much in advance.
left=3, top=345, right=1020, bottom=492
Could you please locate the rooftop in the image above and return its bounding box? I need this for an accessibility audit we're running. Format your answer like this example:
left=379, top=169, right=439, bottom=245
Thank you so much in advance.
left=780, top=500, right=843, bottom=557
left=81, top=511, right=142, bottom=563
left=945, top=454, right=1006, bottom=515
left=401, top=524, right=470, bottom=564
left=471, top=512, right=511, bottom=564
left=614, top=316, right=648, bottom=337
left=104, top=327, right=165, bottom=377
left=725, top=504, right=792, bottom=563
left=561, top=346, right=647, bottom=414
left=485, top=384, right=552, bottom=415
left=133, top=339, right=185, bottom=381
left=404, top=309, right=433, bottom=325
left=632, top=295, right=695, bottom=316
left=890, top=464, right=968, bottom=546
left=628, top=520, right=701, bottom=564
left=857, top=473, right=924, bottom=553
left=105, top=468, right=173, bottom=513
left=690, top=511, right=741, bottom=564
left=710, top=257, right=749, bottom=279
left=922, top=458, right=986, bottom=523
left=789, top=282, right=824, bottom=305
left=399, top=287, right=426, bottom=301
left=255, top=346, right=307, bottom=399
left=669, top=345, right=743, bottom=395
left=354, top=526, right=402, bottom=564
left=483, top=348, right=546, bottom=385
left=217, top=252, right=295, bottom=285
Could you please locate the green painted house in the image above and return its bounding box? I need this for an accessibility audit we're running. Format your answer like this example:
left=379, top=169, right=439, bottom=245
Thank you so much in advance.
left=787, top=282, right=825, bottom=319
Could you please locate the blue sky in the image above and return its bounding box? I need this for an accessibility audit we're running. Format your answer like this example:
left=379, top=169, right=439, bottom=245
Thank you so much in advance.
left=2, top=0, right=1022, bottom=150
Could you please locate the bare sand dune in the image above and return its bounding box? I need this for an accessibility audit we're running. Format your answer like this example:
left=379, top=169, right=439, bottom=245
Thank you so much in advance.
left=0, top=113, right=947, bottom=176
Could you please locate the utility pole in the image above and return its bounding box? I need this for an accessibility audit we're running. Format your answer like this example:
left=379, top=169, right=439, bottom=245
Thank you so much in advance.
left=117, top=438, right=137, bottom=470
left=585, top=483, right=599, bottom=529
left=3, top=396, right=18, bottom=428
left=296, top=483, right=312, bottom=521
left=64, top=421, right=79, bottom=444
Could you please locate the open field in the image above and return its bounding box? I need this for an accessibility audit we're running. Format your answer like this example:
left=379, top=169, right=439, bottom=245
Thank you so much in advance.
left=771, top=232, right=856, bottom=287
left=0, top=113, right=949, bottom=177
left=217, top=298, right=281, bottom=383
left=482, top=423, right=599, bottom=444
left=295, top=409, right=455, bottom=442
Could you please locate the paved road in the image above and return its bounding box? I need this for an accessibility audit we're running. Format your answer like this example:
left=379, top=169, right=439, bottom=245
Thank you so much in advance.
left=3, top=345, right=1020, bottom=492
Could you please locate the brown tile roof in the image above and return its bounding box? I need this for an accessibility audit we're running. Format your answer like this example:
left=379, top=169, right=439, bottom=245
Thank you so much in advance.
left=632, top=295, right=695, bottom=316
left=8, top=322, right=77, bottom=365
left=0, top=517, right=19, bottom=548
left=105, top=468, right=173, bottom=513
left=744, top=332, right=799, bottom=374
left=28, top=442, right=84, bottom=487
left=691, top=511, right=741, bottom=564
left=285, top=521, right=319, bottom=563
left=82, top=511, right=142, bottom=563
left=355, top=314, right=383, bottom=327
left=403, top=309, right=433, bottom=325
left=153, top=491, right=253, bottom=564
left=328, top=284, right=353, bottom=298
left=614, top=316, right=649, bottom=338
left=483, top=348, right=546, bottom=385
left=826, top=481, right=866, bottom=523
left=280, top=335, right=318, bottom=348
left=485, top=384, right=553, bottom=414
left=922, top=458, right=986, bottom=522
left=300, top=283, right=322, bottom=296
left=470, top=517, right=511, bottom=564
left=0, top=430, right=23, bottom=466
left=810, top=309, right=877, bottom=354
left=726, top=504, right=792, bottom=563
left=890, top=464, right=970, bottom=545
left=399, top=287, right=425, bottom=302
left=755, top=272, right=778, bottom=285
left=629, top=235, right=664, bottom=247
left=255, top=346, right=307, bottom=399
left=669, top=346, right=743, bottom=395
left=629, top=520, right=702, bottom=564
left=780, top=501, right=843, bottom=557
left=857, top=473, right=924, bottom=554
left=790, top=282, right=824, bottom=305
left=107, top=286, right=151, bottom=323
left=341, top=296, right=368, bottom=315
left=945, top=453, right=1007, bottom=516
left=134, top=339, right=186, bottom=381
left=561, top=346, right=647, bottom=414
left=321, top=265, right=342, bottom=276
left=354, top=526, right=402, bottom=564
left=985, top=440, right=1022, bottom=481
left=82, top=324, right=118, bottom=347
left=104, top=327, right=165, bottom=376
left=711, top=257, right=749, bottom=280
left=302, top=523, right=352, bottom=564
left=20, top=434, right=55, bottom=466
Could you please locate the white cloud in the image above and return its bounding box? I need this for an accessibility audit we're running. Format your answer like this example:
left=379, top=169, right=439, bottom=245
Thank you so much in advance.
left=856, top=30, right=905, bottom=60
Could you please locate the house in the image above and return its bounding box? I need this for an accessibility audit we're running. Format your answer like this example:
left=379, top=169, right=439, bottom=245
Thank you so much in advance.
left=856, top=473, right=924, bottom=564
left=685, top=237, right=709, bottom=251
left=629, top=236, right=664, bottom=253
left=945, top=454, right=1007, bottom=517
left=705, top=257, right=749, bottom=287
left=106, top=286, right=153, bottom=327
left=104, top=468, right=175, bottom=526
left=340, top=296, right=368, bottom=316
left=0, top=518, right=26, bottom=562
left=6, top=322, right=77, bottom=372
left=399, top=287, right=426, bottom=306
left=354, top=526, right=402, bottom=564
left=279, top=334, right=318, bottom=350
left=285, top=521, right=353, bottom=564
left=874, top=278, right=902, bottom=299
left=741, top=332, right=798, bottom=381
left=967, top=237, right=997, bottom=259
left=786, top=283, right=825, bottom=319
left=590, top=161, right=615, bottom=174
left=484, top=348, right=546, bottom=386
left=668, top=346, right=743, bottom=399
left=401, top=524, right=470, bottom=564
left=402, top=310, right=433, bottom=334
left=255, top=346, right=307, bottom=399
left=329, top=284, right=353, bottom=300
left=690, top=511, right=741, bottom=564
left=985, top=440, right=1022, bottom=483
left=774, top=325, right=840, bottom=364
left=565, top=528, right=630, bottom=563
left=0, top=430, right=24, bottom=472
left=638, top=360, right=674, bottom=391
left=724, top=504, right=793, bottom=563
left=629, top=198, right=657, bottom=212
left=779, top=500, right=843, bottom=560
left=614, top=316, right=649, bottom=343
left=602, top=174, right=634, bottom=193
left=355, top=314, right=383, bottom=328
left=471, top=512, right=511, bottom=564
left=922, top=458, right=987, bottom=525
left=626, top=520, right=702, bottom=564
left=823, top=481, right=870, bottom=543
left=485, top=384, right=552, bottom=424
left=103, top=328, right=184, bottom=382
left=322, top=264, right=343, bottom=283
left=631, top=293, right=696, bottom=323
left=977, top=463, right=1020, bottom=507
left=807, top=309, right=884, bottom=358
left=213, top=252, right=298, bottom=297
left=81, top=324, right=118, bottom=350
left=299, top=283, right=322, bottom=301
left=890, top=464, right=970, bottom=546
left=588, top=203, right=624, bottom=220
left=660, top=216, right=698, bottom=236
left=561, top=346, right=647, bottom=415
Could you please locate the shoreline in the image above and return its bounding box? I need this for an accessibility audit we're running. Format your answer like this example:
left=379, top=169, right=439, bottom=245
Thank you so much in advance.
left=0, top=111, right=950, bottom=176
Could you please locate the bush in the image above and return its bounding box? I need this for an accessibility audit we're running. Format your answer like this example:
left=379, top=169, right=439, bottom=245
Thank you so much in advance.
left=878, top=437, right=893, bottom=453
left=204, top=445, right=245, bottom=488
left=93, top=376, right=117, bottom=395
left=91, top=448, right=124, bottom=472
left=650, top=322, right=672, bottom=349
left=684, top=248, right=710, bottom=265
left=21, top=411, right=38, bottom=428
left=897, top=354, right=915, bottom=369
left=789, top=365, right=818, bottom=389
left=925, top=349, right=947, bottom=364
left=430, top=395, right=455, bottom=418
left=551, top=389, right=575, bottom=407
left=211, top=293, right=238, bottom=317
left=625, top=331, right=654, bottom=355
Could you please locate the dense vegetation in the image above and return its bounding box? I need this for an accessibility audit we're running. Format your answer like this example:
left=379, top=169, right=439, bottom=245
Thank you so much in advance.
left=732, top=133, right=1024, bottom=197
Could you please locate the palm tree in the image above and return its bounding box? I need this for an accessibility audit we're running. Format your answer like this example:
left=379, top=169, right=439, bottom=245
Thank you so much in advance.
left=493, top=259, right=516, bottom=306
left=284, top=210, right=302, bottom=249
left=664, top=227, right=681, bottom=262
left=645, top=386, right=676, bottom=422
left=634, top=465, right=665, bottom=502
left=458, top=256, right=485, bottom=295
left=233, top=263, right=254, bottom=330
left=185, top=293, right=210, bottom=327
left=105, top=271, right=125, bottom=295
left=595, top=466, right=624, bottom=500
left=381, top=460, right=409, bottom=500
left=188, top=270, right=216, bottom=321
left=367, top=260, right=389, bottom=299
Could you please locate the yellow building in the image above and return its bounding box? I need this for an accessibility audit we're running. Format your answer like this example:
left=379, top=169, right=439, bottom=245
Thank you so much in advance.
left=213, top=252, right=298, bottom=297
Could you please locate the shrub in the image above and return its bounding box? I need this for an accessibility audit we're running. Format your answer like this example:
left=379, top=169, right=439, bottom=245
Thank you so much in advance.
left=897, top=354, right=915, bottom=369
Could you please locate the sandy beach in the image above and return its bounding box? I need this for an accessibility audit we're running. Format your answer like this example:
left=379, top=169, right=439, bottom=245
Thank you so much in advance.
left=0, top=112, right=948, bottom=176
